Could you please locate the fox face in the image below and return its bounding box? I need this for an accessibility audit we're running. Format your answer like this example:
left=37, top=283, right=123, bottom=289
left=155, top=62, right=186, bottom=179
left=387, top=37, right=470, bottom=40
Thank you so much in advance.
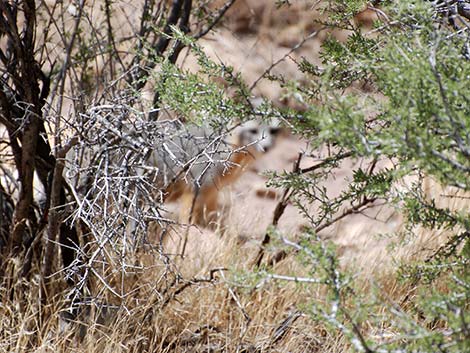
left=234, top=118, right=282, bottom=153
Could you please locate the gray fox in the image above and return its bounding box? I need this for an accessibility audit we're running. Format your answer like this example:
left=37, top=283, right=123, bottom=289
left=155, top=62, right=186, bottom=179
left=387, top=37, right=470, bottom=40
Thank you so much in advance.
left=149, top=117, right=281, bottom=226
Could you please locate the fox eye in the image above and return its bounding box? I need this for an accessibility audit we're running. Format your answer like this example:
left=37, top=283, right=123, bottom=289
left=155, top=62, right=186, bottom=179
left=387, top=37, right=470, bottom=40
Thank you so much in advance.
left=269, top=127, right=281, bottom=135
left=247, top=128, right=258, bottom=134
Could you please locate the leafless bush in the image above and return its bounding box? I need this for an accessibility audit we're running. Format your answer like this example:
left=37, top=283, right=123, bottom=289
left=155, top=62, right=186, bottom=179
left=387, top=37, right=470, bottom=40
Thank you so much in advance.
left=0, top=0, right=245, bottom=328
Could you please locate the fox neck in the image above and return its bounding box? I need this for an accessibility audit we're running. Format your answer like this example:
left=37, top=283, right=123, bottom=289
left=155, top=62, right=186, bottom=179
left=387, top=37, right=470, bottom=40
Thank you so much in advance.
left=215, top=150, right=256, bottom=188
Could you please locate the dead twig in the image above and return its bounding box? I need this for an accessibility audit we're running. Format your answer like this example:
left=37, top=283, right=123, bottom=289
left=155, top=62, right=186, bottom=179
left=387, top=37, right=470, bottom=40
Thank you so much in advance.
left=252, top=152, right=302, bottom=268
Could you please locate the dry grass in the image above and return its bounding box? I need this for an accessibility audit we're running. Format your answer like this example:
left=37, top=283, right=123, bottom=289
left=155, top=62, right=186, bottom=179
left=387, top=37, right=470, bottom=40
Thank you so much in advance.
left=1, top=182, right=461, bottom=353
left=0, top=257, right=330, bottom=352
